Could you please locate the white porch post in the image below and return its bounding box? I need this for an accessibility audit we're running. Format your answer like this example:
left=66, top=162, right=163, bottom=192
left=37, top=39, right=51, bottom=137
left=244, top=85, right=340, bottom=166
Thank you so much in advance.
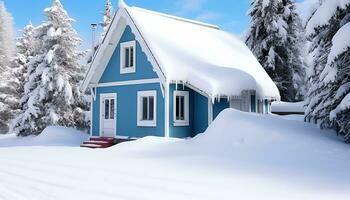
left=90, top=87, right=94, bottom=137
left=165, top=83, right=170, bottom=137
left=208, top=95, right=213, bottom=125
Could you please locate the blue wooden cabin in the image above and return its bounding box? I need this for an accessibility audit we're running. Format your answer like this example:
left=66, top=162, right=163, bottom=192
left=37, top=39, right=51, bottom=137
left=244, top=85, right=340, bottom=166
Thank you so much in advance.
left=81, top=1, right=280, bottom=139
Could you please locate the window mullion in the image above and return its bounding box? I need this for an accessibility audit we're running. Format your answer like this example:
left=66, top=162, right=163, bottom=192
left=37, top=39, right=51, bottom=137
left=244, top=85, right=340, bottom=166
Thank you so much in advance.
left=147, top=97, right=150, bottom=120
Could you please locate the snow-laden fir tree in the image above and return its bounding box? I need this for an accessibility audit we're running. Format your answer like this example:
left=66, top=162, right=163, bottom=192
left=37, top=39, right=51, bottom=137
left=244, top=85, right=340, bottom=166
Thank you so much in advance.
left=86, top=0, right=114, bottom=64
left=0, top=1, right=15, bottom=134
left=10, top=22, right=36, bottom=105
left=11, top=0, right=90, bottom=136
left=246, top=0, right=307, bottom=102
left=305, top=0, right=350, bottom=142
left=100, top=0, right=113, bottom=40
left=0, top=1, right=14, bottom=71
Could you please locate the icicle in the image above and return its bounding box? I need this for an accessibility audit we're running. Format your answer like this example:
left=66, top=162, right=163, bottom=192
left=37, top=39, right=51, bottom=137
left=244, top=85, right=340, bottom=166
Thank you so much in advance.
left=175, top=80, right=178, bottom=90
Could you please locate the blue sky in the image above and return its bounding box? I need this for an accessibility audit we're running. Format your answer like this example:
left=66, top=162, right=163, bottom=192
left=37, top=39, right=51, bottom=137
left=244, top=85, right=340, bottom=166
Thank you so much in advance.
left=3, top=0, right=306, bottom=49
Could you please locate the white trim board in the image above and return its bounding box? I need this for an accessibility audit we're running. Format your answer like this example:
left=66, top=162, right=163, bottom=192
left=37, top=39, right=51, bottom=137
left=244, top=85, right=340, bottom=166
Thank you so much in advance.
left=96, top=78, right=159, bottom=88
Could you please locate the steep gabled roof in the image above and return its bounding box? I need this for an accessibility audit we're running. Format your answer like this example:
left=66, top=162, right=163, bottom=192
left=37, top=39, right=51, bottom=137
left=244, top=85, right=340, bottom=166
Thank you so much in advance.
left=82, top=2, right=280, bottom=100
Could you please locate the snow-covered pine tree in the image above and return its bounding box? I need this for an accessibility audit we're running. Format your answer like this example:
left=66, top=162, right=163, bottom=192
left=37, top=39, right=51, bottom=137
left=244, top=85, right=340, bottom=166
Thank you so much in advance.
left=246, top=0, right=307, bottom=102
left=0, top=1, right=15, bottom=134
left=304, top=1, right=350, bottom=130
left=100, top=0, right=113, bottom=40
left=11, top=0, right=89, bottom=136
left=86, top=1, right=114, bottom=65
left=0, top=1, right=14, bottom=71
left=328, top=22, right=350, bottom=143
left=9, top=22, right=36, bottom=106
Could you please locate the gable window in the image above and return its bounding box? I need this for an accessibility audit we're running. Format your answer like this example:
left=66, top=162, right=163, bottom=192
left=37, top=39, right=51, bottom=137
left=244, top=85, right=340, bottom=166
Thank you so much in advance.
left=137, top=91, right=157, bottom=127
left=173, top=91, right=189, bottom=126
left=120, top=41, right=136, bottom=74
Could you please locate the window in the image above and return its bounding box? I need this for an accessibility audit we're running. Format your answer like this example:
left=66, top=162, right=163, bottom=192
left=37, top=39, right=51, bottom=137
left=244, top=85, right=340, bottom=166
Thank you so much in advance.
left=120, top=41, right=136, bottom=74
left=250, top=94, right=256, bottom=113
left=137, top=91, right=157, bottom=127
left=104, top=98, right=115, bottom=119
left=264, top=99, right=269, bottom=114
left=173, top=91, right=189, bottom=126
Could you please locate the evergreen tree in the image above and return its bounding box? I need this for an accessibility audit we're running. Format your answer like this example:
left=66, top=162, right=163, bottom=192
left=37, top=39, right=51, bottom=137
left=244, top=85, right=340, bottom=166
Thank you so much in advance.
left=100, top=0, right=113, bottom=40
left=0, top=1, right=14, bottom=71
left=11, top=0, right=89, bottom=136
left=246, top=0, right=307, bottom=102
left=305, top=0, right=350, bottom=142
left=86, top=0, right=114, bottom=65
left=11, top=22, right=36, bottom=106
left=0, top=1, right=15, bottom=133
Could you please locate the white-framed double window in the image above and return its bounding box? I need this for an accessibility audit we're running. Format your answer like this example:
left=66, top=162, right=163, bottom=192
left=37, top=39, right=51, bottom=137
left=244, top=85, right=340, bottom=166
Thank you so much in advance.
left=173, top=91, right=189, bottom=126
left=137, top=90, right=157, bottom=127
left=120, top=41, right=136, bottom=74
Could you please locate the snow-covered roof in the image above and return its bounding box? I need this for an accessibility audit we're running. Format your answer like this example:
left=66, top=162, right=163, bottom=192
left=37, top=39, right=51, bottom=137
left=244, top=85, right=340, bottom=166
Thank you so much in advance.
left=82, top=2, right=280, bottom=100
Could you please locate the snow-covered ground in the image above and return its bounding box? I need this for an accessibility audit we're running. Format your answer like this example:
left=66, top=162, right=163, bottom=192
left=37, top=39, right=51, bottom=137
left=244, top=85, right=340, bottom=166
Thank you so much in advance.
left=0, top=109, right=349, bottom=200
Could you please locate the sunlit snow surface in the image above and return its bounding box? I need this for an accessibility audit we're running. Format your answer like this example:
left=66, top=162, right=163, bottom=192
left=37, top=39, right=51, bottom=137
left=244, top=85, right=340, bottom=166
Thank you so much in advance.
left=0, top=110, right=349, bottom=200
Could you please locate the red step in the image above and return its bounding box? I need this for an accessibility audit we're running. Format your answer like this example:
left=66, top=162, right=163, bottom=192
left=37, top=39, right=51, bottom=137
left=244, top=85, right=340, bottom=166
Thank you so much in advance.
left=80, top=137, right=116, bottom=148
left=90, top=137, right=115, bottom=142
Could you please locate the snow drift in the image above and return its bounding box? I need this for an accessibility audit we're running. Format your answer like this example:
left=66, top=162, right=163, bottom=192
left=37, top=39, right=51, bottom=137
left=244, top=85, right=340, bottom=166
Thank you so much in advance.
left=0, top=110, right=349, bottom=199
left=0, top=126, right=88, bottom=147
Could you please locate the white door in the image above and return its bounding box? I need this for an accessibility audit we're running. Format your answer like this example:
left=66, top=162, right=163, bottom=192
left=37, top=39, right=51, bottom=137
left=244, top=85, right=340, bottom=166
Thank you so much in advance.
left=101, top=94, right=116, bottom=137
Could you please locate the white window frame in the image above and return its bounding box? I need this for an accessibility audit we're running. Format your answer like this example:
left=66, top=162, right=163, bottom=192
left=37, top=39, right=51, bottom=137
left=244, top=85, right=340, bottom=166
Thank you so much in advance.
left=120, top=41, right=136, bottom=74
left=173, top=90, right=189, bottom=126
left=137, top=90, right=157, bottom=127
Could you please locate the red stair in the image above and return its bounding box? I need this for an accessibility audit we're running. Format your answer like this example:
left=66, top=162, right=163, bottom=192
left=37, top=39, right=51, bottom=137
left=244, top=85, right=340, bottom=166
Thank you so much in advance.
left=80, top=137, right=116, bottom=148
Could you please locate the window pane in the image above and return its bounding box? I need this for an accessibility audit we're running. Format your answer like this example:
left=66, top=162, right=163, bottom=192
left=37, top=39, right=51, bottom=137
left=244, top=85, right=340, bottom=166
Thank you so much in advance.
left=130, top=46, right=134, bottom=67
left=180, top=96, right=185, bottom=120
left=110, top=99, right=115, bottom=119
left=176, top=96, right=180, bottom=120
left=125, top=48, right=130, bottom=68
left=105, top=99, right=110, bottom=119
left=142, top=97, right=148, bottom=120
left=149, top=96, right=154, bottom=121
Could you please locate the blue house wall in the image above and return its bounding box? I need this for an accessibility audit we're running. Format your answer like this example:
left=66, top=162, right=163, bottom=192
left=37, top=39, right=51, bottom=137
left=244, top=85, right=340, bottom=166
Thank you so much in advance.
left=169, top=84, right=209, bottom=138
left=92, top=84, right=164, bottom=138
left=213, top=98, right=230, bottom=119
left=99, top=26, right=158, bottom=83
left=92, top=25, right=164, bottom=138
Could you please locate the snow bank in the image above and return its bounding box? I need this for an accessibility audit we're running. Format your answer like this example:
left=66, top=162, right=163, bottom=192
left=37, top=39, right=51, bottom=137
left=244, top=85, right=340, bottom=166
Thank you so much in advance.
left=0, top=126, right=88, bottom=147
left=0, top=110, right=349, bottom=199
left=271, top=101, right=305, bottom=113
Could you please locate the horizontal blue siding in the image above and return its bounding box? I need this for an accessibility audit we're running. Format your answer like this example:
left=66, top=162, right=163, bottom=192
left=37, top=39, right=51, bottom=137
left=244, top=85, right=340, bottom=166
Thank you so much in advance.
left=213, top=98, right=230, bottom=119
left=92, top=83, right=164, bottom=138
left=99, top=26, right=158, bottom=83
left=193, top=92, right=208, bottom=135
